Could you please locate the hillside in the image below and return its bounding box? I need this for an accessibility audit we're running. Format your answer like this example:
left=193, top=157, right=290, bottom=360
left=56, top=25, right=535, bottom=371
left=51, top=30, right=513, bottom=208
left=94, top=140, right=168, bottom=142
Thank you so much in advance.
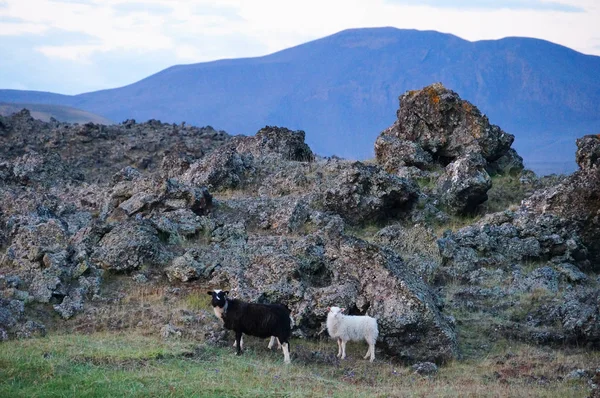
left=1, top=84, right=599, bottom=396
left=0, top=102, right=114, bottom=125
left=1, top=28, right=599, bottom=174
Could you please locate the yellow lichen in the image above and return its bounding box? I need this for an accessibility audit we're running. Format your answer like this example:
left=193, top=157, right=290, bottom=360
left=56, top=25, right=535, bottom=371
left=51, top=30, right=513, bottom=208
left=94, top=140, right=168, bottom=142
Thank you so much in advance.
left=425, top=86, right=440, bottom=106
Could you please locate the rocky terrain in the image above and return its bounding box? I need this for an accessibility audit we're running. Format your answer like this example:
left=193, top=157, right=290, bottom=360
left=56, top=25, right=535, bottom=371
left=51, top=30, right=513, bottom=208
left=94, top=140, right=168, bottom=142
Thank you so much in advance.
left=1, top=84, right=598, bottom=375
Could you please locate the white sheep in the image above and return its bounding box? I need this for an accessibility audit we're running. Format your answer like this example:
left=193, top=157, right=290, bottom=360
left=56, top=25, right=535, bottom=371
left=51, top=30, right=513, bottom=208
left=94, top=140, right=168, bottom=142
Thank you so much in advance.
left=326, top=306, right=378, bottom=362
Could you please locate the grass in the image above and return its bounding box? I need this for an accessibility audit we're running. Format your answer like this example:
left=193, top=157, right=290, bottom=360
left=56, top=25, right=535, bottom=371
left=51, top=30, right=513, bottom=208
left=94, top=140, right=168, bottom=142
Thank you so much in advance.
left=434, top=213, right=483, bottom=236
left=480, top=173, right=528, bottom=215
left=183, top=289, right=213, bottom=312
left=0, top=332, right=596, bottom=398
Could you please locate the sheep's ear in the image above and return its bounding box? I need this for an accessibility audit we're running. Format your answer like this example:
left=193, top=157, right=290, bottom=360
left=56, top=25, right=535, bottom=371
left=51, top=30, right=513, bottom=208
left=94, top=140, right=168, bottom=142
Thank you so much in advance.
left=207, top=291, right=214, bottom=296
left=340, top=308, right=345, bottom=313
left=327, top=307, right=330, bottom=312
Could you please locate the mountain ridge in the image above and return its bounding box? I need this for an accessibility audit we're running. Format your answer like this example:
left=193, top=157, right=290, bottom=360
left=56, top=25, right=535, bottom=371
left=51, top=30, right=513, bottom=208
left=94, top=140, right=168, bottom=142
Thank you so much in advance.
left=1, top=27, right=599, bottom=174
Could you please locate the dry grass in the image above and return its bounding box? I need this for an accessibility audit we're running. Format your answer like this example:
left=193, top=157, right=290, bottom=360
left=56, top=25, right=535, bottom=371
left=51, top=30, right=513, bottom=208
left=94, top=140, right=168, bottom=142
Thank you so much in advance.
left=0, top=331, right=597, bottom=398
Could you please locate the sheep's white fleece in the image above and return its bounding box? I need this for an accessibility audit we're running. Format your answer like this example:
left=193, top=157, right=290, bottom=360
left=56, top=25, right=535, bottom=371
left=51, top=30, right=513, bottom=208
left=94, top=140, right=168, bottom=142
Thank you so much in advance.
left=327, top=307, right=378, bottom=344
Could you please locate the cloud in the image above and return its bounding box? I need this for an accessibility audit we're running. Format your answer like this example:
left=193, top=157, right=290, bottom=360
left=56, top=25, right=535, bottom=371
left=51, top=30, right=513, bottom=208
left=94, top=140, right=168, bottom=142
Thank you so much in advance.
left=0, top=0, right=598, bottom=94
left=111, top=2, right=173, bottom=14
left=384, top=0, right=584, bottom=12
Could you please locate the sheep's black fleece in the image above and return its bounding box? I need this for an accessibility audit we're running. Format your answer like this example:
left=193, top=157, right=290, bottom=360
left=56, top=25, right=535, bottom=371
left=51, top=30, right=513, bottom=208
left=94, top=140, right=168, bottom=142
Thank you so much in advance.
left=222, top=299, right=291, bottom=355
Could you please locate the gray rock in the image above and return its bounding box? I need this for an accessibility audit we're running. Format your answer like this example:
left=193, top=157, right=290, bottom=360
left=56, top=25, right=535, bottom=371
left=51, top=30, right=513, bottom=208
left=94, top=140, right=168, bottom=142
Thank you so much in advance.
left=436, top=154, right=491, bottom=215
left=182, top=146, right=253, bottom=191
left=319, top=160, right=419, bottom=224
left=29, top=273, right=61, bottom=303
left=234, top=126, right=314, bottom=162
left=374, top=135, right=433, bottom=172
left=555, top=263, right=587, bottom=283
left=523, top=165, right=600, bottom=269
left=92, top=221, right=169, bottom=271
left=511, top=266, right=559, bottom=293
left=53, top=288, right=84, bottom=319
left=486, top=148, right=525, bottom=175
left=160, top=323, right=182, bottom=339
left=165, top=250, right=213, bottom=282
left=575, top=135, right=600, bottom=170
left=15, top=320, right=46, bottom=339
left=412, top=362, right=439, bottom=376
left=376, top=83, right=517, bottom=166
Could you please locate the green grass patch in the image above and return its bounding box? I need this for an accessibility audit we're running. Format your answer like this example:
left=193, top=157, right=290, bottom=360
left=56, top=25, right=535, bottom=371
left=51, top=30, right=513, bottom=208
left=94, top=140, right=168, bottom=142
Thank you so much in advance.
left=184, top=290, right=213, bottom=312
left=1, top=332, right=597, bottom=397
left=481, top=173, right=528, bottom=214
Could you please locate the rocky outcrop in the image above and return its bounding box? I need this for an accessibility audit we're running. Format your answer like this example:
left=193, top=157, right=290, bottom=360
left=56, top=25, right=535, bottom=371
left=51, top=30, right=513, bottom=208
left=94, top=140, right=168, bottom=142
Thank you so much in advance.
left=91, top=221, right=169, bottom=272
left=522, top=136, right=600, bottom=269
left=318, top=160, right=419, bottom=224
left=211, top=227, right=457, bottom=363
left=0, top=110, right=229, bottom=184
left=575, top=135, right=600, bottom=169
left=181, top=146, right=254, bottom=191
left=2, top=100, right=598, bottom=365
left=376, top=83, right=518, bottom=166
left=181, top=126, right=313, bottom=192
left=437, top=211, right=588, bottom=281
left=374, top=136, right=433, bottom=171
left=375, top=83, right=524, bottom=214
left=233, top=126, right=314, bottom=162
left=429, top=133, right=600, bottom=348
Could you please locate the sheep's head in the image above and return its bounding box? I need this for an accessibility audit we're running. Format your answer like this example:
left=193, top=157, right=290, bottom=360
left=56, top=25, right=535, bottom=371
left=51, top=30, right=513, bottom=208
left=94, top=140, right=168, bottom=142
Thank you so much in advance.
left=327, top=306, right=345, bottom=319
left=207, top=289, right=229, bottom=308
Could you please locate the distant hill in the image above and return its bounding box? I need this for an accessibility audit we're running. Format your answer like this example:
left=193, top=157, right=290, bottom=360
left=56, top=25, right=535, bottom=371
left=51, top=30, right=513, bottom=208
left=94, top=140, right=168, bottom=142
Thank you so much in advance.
left=0, top=102, right=113, bottom=125
left=1, top=27, right=599, bottom=174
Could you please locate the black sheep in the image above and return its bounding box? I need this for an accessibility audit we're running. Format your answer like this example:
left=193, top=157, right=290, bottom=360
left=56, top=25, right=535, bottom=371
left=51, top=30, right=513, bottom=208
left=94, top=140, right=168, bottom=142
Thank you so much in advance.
left=207, top=290, right=292, bottom=364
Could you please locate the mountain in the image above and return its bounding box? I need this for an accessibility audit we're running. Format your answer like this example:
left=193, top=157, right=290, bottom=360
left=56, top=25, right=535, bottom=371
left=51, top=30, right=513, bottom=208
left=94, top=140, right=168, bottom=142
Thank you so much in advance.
left=0, top=102, right=113, bottom=125
left=1, top=27, right=599, bottom=174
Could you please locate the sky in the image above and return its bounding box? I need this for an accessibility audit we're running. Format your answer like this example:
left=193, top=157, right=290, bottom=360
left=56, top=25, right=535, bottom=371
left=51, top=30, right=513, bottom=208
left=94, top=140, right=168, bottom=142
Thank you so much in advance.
left=1, top=0, right=599, bottom=95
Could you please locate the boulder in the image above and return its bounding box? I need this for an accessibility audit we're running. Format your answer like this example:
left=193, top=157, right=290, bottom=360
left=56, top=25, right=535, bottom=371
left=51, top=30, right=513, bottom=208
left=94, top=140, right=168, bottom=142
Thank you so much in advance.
left=165, top=250, right=216, bottom=282
left=575, top=134, right=600, bottom=170
left=91, top=222, right=170, bottom=272
left=6, top=218, right=69, bottom=268
left=212, top=230, right=458, bottom=363
left=376, top=83, right=518, bottom=167
left=437, top=211, right=587, bottom=280
left=523, top=137, right=600, bottom=269
left=435, top=154, right=491, bottom=214
left=319, top=160, right=419, bottom=224
left=486, top=148, right=525, bottom=175
left=234, top=126, right=314, bottom=162
left=181, top=146, right=253, bottom=191
left=374, top=135, right=433, bottom=172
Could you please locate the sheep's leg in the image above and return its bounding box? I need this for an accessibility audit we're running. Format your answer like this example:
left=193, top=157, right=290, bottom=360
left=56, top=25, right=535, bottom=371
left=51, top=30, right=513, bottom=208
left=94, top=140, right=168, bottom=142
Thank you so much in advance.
left=233, top=335, right=244, bottom=349
left=235, top=331, right=243, bottom=356
left=282, top=342, right=291, bottom=364
left=267, top=336, right=282, bottom=350
left=336, top=338, right=342, bottom=358
left=369, top=343, right=375, bottom=362
left=340, top=340, right=347, bottom=360
left=364, top=343, right=375, bottom=362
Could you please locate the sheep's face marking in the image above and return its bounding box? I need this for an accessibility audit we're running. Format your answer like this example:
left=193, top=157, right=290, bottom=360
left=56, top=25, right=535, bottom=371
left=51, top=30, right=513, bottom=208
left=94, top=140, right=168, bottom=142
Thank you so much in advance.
left=207, top=290, right=229, bottom=320
left=207, top=290, right=229, bottom=308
